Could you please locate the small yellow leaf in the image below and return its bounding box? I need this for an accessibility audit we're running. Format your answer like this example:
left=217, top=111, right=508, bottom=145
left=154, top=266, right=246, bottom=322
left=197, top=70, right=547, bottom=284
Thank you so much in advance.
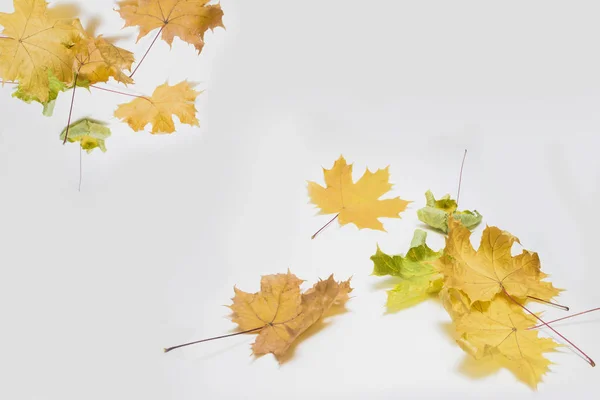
left=308, top=156, right=410, bottom=231
left=114, top=81, right=200, bottom=134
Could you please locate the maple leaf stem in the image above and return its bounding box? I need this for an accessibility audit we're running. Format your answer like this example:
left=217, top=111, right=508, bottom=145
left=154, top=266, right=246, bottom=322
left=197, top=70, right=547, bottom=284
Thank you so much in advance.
left=129, top=26, right=164, bottom=78
left=456, top=149, right=467, bottom=206
left=62, top=72, right=79, bottom=145
left=503, top=288, right=595, bottom=367
left=527, top=295, right=569, bottom=311
left=90, top=85, right=150, bottom=101
left=163, top=326, right=263, bottom=353
left=0, top=80, right=17, bottom=84
left=528, top=307, right=600, bottom=330
left=78, top=146, right=82, bottom=192
left=311, top=213, right=340, bottom=239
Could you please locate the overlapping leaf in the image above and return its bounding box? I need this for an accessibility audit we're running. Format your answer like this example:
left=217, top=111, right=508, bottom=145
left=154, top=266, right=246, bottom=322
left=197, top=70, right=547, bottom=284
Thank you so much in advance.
left=71, top=21, right=135, bottom=86
left=453, top=295, right=559, bottom=388
left=229, top=271, right=352, bottom=359
left=0, top=0, right=82, bottom=103
left=371, top=229, right=443, bottom=311
left=436, top=217, right=561, bottom=304
left=417, top=190, right=481, bottom=233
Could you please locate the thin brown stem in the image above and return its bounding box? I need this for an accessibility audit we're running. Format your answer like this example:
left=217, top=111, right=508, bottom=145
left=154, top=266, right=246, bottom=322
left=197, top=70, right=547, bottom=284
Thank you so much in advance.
left=164, top=327, right=263, bottom=353
left=62, top=72, right=79, bottom=144
left=78, top=146, right=82, bottom=192
left=527, top=295, right=569, bottom=311
left=90, top=85, right=150, bottom=102
left=129, top=26, right=164, bottom=78
left=0, top=80, right=17, bottom=84
left=456, top=149, right=467, bottom=206
left=528, top=307, right=600, bottom=330
left=311, top=213, right=340, bottom=240
left=503, top=288, right=595, bottom=367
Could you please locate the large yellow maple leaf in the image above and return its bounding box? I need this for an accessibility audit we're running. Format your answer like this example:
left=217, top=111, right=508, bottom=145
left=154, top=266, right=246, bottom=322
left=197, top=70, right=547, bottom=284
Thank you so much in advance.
left=229, top=271, right=352, bottom=359
left=436, top=217, right=561, bottom=304
left=454, top=296, right=558, bottom=388
left=114, top=80, right=199, bottom=134
left=116, top=0, right=224, bottom=53
left=0, top=0, right=82, bottom=102
left=308, top=156, right=410, bottom=232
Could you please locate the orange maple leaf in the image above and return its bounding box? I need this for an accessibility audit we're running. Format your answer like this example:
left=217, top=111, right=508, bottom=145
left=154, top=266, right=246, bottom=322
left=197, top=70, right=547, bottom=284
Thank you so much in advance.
left=116, top=0, right=224, bottom=53
left=229, top=271, right=352, bottom=359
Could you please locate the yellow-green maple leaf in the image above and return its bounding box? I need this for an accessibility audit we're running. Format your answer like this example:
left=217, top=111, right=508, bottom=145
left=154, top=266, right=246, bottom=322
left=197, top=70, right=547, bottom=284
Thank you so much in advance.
left=0, top=0, right=82, bottom=102
left=371, top=229, right=443, bottom=312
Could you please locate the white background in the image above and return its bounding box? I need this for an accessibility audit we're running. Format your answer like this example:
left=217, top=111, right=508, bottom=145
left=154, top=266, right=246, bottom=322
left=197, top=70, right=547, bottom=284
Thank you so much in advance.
left=1, top=0, right=599, bottom=399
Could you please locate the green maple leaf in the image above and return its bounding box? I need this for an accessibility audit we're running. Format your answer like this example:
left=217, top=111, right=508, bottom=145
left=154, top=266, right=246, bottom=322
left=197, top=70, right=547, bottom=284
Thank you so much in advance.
left=371, top=229, right=443, bottom=312
left=59, top=118, right=111, bottom=153
left=417, top=190, right=482, bottom=233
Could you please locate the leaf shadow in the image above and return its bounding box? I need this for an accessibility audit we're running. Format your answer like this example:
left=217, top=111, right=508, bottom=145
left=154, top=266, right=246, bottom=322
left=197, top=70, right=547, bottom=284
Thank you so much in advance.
left=274, top=303, right=350, bottom=365
left=47, top=3, right=80, bottom=19
left=370, top=276, right=402, bottom=291
left=438, top=321, right=502, bottom=380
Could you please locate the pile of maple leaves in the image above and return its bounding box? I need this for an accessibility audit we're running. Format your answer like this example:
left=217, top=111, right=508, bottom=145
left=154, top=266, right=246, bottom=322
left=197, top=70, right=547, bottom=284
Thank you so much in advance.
left=0, top=0, right=223, bottom=151
left=175, top=155, right=591, bottom=390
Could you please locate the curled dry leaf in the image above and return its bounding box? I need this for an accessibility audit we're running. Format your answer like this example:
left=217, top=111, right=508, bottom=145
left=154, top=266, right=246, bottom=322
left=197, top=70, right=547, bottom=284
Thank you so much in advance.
left=417, top=190, right=482, bottom=233
left=116, top=0, right=224, bottom=53
left=436, top=217, right=561, bottom=304
left=308, top=156, right=410, bottom=232
left=229, top=271, right=352, bottom=360
left=114, top=80, right=200, bottom=134
left=59, top=118, right=111, bottom=153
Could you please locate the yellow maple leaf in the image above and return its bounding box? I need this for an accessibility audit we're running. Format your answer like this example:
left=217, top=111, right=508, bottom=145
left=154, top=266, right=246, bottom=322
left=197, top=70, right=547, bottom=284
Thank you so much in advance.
left=454, top=296, right=558, bottom=388
left=436, top=217, right=561, bottom=304
left=71, top=21, right=134, bottom=85
left=0, top=0, right=82, bottom=102
left=114, top=81, right=200, bottom=134
left=308, top=156, right=410, bottom=232
left=229, top=271, right=352, bottom=359
left=116, top=0, right=224, bottom=53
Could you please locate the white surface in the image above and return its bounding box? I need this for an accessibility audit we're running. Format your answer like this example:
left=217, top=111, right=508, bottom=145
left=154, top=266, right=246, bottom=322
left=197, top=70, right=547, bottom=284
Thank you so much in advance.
left=1, top=0, right=600, bottom=399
